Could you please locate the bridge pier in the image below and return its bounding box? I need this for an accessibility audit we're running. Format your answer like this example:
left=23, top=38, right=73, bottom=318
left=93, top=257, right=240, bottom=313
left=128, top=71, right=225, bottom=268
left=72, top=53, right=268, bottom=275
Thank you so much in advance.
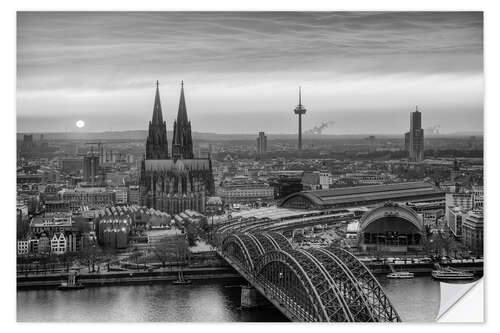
left=240, top=285, right=267, bottom=308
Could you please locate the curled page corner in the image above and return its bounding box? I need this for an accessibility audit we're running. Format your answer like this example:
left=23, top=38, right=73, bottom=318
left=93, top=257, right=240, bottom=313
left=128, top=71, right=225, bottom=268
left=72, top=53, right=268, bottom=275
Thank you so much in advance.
left=436, top=279, right=484, bottom=322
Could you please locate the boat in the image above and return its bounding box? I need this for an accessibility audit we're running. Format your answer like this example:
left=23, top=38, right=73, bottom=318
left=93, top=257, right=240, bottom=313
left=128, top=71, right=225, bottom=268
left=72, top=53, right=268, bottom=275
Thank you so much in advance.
left=432, top=267, right=475, bottom=281
left=387, top=271, right=414, bottom=279
left=58, top=271, right=85, bottom=290
left=386, top=263, right=414, bottom=279
left=173, top=270, right=192, bottom=285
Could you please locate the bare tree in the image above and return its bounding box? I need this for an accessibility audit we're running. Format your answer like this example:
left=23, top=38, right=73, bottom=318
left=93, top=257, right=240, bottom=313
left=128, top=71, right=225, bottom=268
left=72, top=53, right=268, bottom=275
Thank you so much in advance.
left=129, top=246, right=142, bottom=269
left=151, top=239, right=173, bottom=268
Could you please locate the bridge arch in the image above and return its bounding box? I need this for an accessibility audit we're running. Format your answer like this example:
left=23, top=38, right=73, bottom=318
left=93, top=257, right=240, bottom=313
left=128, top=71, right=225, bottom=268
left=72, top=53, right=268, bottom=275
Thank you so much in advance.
left=250, top=232, right=280, bottom=253
left=254, top=249, right=353, bottom=322
left=221, top=234, right=260, bottom=271
left=307, top=248, right=377, bottom=321
left=218, top=232, right=401, bottom=322
left=327, top=247, right=401, bottom=321
left=266, top=232, right=292, bottom=250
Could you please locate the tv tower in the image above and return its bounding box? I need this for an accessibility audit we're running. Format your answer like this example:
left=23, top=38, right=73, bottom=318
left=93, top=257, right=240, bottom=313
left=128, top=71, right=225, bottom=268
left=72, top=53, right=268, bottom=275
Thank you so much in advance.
left=294, top=86, right=307, bottom=150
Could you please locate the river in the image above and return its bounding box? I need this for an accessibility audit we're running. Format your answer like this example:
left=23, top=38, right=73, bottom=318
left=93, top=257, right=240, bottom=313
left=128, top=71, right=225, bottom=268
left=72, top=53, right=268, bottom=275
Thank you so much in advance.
left=17, top=276, right=442, bottom=322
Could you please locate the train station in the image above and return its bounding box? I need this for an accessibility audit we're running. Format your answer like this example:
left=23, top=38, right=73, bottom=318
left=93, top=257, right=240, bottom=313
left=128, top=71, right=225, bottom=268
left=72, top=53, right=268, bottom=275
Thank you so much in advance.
left=357, top=202, right=425, bottom=253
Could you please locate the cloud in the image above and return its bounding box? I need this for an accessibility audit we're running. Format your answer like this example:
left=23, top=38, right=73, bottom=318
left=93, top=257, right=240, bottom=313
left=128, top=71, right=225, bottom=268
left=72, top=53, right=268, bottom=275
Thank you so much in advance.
left=16, top=11, right=483, bottom=133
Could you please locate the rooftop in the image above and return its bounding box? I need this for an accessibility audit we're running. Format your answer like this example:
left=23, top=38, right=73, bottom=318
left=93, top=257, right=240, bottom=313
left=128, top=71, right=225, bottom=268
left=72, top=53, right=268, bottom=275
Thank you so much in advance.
left=280, top=181, right=443, bottom=207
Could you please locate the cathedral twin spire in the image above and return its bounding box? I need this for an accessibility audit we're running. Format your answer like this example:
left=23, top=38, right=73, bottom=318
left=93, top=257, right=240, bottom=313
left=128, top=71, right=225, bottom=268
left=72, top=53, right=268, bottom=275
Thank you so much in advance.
left=152, top=80, right=164, bottom=124
left=172, top=81, right=194, bottom=159
left=146, top=80, right=194, bottom=160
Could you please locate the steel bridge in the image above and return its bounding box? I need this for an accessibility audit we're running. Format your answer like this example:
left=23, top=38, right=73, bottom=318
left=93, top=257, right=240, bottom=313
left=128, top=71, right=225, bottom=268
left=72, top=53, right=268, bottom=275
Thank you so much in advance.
left=216, top=231, right=401, bottom=322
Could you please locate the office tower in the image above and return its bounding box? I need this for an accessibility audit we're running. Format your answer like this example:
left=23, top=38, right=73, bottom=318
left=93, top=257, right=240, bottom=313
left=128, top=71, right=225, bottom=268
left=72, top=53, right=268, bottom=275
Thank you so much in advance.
left=256, top=131, right=267, bottom=157
left=405, top=106, right=424, bottom=161
left=83, top=154, right=99, bottom=185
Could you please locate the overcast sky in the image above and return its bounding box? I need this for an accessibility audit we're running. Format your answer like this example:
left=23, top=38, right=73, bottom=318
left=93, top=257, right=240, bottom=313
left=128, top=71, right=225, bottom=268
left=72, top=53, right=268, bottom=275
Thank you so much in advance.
left=17, top=11, right=483, bottom=134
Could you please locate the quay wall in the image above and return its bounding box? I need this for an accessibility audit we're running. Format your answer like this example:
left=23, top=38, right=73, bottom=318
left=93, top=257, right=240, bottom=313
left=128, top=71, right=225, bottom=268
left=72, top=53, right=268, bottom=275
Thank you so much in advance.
left=365, top=262, right=483, bottom=275
left=17, top=267, right=242, bottom=290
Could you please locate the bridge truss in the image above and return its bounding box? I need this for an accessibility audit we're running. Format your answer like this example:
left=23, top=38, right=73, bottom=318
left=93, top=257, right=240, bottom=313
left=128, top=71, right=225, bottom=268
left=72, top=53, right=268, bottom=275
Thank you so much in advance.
left=219, top=231, right=401, bottom=322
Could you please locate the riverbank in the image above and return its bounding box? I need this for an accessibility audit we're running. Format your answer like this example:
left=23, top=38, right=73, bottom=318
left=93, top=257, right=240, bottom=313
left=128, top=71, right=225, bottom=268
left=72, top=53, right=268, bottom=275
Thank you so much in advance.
left=17, top=252, right=483, bottom=290
left=17, top=276, right=441, bottom=322
left=365, top=261, right=483, bottom=275
left=17, top=266, right=242, bottom=289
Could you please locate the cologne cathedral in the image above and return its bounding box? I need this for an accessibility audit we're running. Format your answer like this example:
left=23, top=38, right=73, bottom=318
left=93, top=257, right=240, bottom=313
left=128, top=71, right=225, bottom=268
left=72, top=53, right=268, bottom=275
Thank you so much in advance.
left=140, top=81, right=214, bottom=214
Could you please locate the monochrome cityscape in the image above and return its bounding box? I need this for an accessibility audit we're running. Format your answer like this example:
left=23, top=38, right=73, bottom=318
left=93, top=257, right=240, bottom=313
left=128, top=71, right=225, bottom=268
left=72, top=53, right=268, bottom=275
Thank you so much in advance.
left=16, top=12, right=483, bottom=322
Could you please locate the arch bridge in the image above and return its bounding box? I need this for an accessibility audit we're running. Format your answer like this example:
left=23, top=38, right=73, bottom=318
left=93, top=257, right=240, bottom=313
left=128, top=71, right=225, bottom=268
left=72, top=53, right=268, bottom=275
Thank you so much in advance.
left=216, top=231, right=401, bottom=322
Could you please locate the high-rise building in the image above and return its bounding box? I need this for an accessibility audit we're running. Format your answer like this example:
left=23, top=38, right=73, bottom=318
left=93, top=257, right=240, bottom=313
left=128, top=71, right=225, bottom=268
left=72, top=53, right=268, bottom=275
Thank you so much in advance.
left=404, top=132, right=410, bottom=151
left=82, top=154, right=99, bottom=184
left=256, top=131, right=267, bottom=157
left=404, top=106, right=424, bottom=161
left=293, top=87, right=307, bottom=150
left=22, top=134, right=34, bottom=149
left=450, top=159, right=460, bottom=181
left=99, top=144, right=105, bottom=164
left=140, top=81, right=214, bottom=214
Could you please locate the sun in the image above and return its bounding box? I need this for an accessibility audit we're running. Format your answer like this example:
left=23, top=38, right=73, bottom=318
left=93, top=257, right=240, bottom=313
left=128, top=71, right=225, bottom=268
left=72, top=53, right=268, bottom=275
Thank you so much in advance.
left=76, top=120, right=85, bottom=128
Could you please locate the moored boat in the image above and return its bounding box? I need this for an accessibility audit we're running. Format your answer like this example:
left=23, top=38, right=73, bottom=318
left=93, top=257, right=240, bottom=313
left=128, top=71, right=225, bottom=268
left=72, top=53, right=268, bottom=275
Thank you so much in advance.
left=432, top=267, right=474, bottom=281
left=387, top=271, right=414, bottom=279
left=58, top=271, right=85, bottom=290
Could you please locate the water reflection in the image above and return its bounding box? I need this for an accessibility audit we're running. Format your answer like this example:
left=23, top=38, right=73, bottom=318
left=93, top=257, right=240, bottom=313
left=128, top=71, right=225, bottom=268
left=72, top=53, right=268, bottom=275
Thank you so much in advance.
left=18, top=277, right=446, bottom=322
left=378, top=276, right=440, bottom=322
left=17, top=282, right=287, bottom=322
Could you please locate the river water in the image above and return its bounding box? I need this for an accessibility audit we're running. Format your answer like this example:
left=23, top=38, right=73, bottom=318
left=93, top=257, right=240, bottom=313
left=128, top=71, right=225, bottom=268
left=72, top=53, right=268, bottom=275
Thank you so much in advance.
left=17, top=276, right=442, bottom=322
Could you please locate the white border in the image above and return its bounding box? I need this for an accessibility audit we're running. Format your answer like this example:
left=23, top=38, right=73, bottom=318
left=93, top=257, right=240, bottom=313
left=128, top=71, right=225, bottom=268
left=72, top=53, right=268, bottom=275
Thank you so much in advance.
left=2, top=1, right=497, bottom=332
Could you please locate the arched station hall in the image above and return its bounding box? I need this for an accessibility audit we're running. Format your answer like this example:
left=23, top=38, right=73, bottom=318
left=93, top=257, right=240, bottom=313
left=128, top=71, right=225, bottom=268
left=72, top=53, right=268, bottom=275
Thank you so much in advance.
left=358, top=202, right=425, bottom=253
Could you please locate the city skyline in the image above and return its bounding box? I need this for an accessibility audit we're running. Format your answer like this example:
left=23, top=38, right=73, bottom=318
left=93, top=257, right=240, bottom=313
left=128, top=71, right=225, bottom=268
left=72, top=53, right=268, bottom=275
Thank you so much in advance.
left=17, top=12, right=483, bottom=134
left=15, top=9, right=485, bottom=324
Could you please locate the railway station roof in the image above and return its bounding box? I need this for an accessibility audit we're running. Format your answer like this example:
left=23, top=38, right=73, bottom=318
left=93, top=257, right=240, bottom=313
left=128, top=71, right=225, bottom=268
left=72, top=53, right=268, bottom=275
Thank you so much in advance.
left=279, top=182, right=443, bottom=209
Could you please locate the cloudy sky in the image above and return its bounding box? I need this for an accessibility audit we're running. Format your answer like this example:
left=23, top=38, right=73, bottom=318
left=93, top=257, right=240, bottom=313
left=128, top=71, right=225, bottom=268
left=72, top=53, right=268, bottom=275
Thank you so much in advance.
left=17, top=12, right=483, bottom=134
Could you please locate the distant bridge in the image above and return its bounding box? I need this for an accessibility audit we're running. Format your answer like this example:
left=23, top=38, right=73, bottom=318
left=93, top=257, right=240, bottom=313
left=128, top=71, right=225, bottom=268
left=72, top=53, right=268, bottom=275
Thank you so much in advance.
left=216, top=231, right=401, bottom=322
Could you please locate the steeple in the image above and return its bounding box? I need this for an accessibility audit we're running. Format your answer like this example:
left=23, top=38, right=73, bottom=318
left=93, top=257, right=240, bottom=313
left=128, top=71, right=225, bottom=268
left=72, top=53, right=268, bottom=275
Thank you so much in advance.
left=152, top=80, right=163, bottom=124
left=172, top=81, right=194, bottom=160
left=177, top=80, right=188, bottom=124
left=146, top=80, right=169, bottom=159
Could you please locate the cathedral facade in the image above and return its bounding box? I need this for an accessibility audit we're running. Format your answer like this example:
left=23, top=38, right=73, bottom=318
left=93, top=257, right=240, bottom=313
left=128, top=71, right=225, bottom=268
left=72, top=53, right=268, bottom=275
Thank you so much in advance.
left=140, top=81, right=214, bottom=214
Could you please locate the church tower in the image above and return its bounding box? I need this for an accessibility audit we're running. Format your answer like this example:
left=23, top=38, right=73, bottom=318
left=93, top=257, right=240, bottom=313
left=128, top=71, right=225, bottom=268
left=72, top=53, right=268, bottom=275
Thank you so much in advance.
left=146, top=81, right=169, bottom=159
left=172, top=81, right=194, bottom=159
left=140, top=81, right=214, bottom=214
